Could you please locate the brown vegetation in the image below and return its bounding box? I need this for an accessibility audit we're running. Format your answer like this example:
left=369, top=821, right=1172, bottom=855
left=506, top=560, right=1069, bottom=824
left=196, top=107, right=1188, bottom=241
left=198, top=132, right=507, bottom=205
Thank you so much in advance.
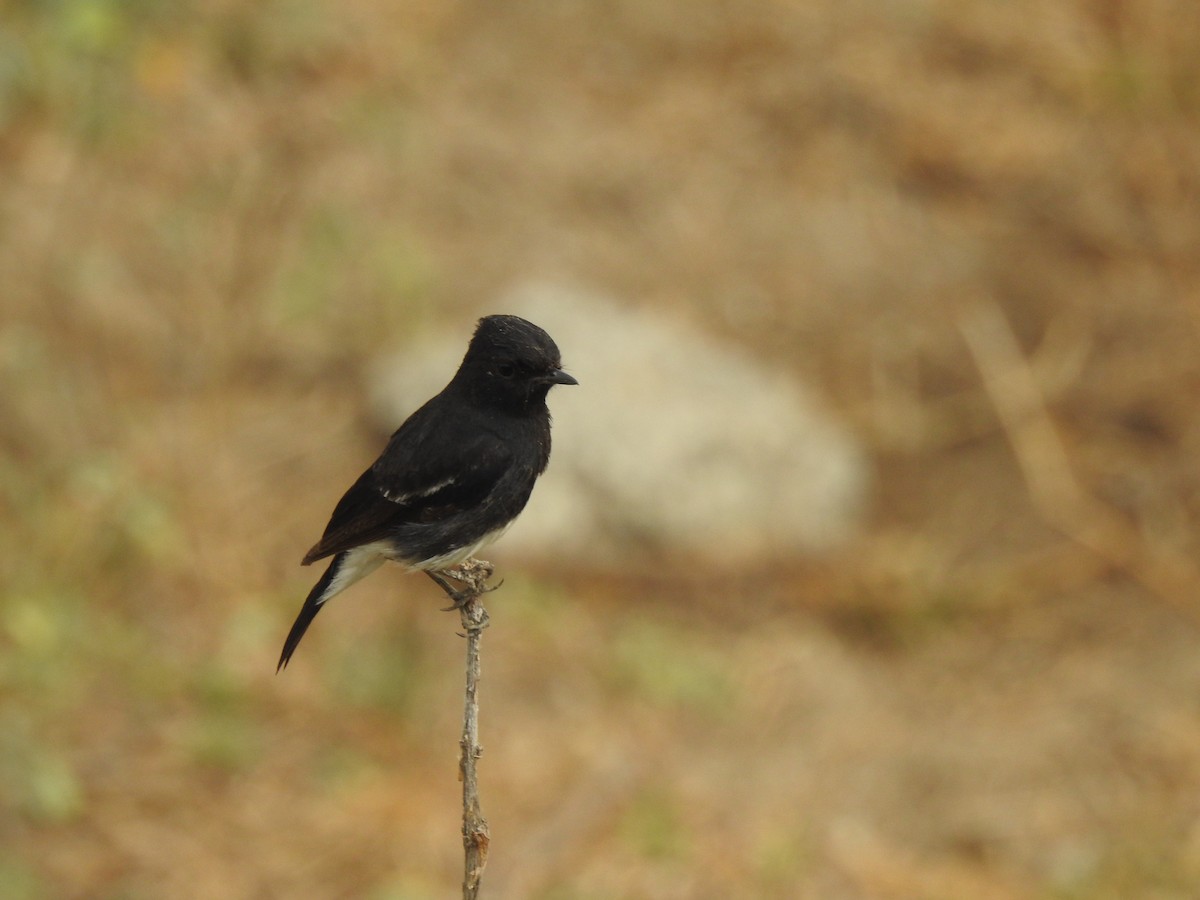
left=2, top=1, right=1199, bottom=897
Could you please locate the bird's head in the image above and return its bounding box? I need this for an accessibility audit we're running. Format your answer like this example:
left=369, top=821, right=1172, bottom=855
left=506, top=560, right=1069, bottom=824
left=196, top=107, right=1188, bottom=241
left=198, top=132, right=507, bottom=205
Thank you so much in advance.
left=456, top=315, right=577, bottom=413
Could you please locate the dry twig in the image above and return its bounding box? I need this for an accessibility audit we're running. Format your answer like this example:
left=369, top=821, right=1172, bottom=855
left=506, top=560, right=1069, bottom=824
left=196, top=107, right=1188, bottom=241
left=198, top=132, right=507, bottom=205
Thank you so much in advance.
left=959, top=299, right=1199, bottom=615
left=434, top=557, right=495, bottom=900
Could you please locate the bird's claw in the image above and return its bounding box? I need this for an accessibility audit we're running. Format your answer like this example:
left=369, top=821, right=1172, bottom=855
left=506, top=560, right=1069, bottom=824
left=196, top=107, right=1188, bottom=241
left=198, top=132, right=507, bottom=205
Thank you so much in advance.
left=440, top=589, right=473, bottom=612
left=429, top=560, right=499, bottom=610
left=437, top=578, right=502, bottom=610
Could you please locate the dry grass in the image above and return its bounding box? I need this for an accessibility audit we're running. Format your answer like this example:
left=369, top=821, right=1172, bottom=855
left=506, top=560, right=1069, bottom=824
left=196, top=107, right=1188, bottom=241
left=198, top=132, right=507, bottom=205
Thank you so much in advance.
left=2, top=0, right=1200, bottom=897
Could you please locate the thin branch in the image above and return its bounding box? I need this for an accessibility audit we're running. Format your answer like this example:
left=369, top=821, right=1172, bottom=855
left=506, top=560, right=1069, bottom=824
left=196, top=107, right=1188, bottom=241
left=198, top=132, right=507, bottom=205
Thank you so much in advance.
left=959, top=299, right=1200, bottom=615
left=436, top=557, right=494, bottom=900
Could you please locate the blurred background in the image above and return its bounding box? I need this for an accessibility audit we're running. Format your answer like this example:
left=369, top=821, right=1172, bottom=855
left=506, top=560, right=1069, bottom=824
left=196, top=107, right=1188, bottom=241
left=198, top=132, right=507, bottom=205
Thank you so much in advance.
left=3, top=1, right=1200, bottom=897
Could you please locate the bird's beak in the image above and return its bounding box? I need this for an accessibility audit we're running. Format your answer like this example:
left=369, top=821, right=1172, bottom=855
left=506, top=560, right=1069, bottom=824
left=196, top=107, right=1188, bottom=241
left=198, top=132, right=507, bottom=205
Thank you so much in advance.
left=545, top=369, right=578, bottom=386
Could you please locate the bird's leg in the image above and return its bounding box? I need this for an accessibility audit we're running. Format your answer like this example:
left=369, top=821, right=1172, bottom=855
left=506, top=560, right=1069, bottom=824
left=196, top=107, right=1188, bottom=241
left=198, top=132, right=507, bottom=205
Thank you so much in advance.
left=427, top=570, right=473, bottom=609
left=427, top=559, right=501, bottom=610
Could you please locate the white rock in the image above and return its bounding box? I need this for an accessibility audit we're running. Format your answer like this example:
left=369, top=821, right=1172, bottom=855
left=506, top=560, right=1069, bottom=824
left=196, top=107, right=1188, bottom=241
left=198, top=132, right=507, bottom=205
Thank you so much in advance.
left=368, top=283, right=869, bottom=569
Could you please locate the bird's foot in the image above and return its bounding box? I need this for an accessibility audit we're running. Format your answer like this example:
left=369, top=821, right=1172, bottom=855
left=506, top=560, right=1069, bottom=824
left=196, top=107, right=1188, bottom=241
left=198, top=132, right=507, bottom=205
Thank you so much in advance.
left=428, top=559, right=500, bottom=610
left=437, top=580, right=505, bottom=611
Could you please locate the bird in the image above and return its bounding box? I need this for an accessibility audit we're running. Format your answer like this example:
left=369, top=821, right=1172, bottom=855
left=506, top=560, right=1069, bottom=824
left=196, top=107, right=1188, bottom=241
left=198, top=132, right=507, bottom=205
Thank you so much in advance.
left=277, top=314, right=576, bottom=671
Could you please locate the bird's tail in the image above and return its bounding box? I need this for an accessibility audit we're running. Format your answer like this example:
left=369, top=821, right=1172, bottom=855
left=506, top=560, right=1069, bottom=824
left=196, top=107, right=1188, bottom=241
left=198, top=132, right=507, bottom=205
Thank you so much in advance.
left=277, top=548, right=385, bottom=671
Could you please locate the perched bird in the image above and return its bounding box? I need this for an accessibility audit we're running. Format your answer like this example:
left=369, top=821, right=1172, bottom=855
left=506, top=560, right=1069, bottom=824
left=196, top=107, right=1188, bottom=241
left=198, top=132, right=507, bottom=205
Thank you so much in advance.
left=278, top=315, right=576, bottom=671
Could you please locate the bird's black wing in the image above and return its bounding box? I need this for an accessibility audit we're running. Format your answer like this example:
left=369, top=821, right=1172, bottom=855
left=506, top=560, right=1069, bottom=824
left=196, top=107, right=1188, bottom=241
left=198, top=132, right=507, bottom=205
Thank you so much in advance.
left=302, top=405, right=513, bottom=565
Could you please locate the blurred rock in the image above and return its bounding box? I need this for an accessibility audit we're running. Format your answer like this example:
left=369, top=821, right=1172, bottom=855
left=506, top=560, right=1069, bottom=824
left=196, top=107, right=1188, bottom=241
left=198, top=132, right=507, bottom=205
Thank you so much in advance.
left=369, top=284, right=870, bottom=569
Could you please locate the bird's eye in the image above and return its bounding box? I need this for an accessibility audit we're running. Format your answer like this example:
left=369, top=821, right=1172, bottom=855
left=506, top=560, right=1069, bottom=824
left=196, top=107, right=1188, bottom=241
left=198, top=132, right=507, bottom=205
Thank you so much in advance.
left=496, top=363, right=516, bottom=378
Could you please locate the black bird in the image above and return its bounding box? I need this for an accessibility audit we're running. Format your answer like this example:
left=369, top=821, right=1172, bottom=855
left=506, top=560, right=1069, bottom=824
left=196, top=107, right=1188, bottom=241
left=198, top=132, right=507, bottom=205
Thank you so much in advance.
left=278, top=315, right=576, bottom=671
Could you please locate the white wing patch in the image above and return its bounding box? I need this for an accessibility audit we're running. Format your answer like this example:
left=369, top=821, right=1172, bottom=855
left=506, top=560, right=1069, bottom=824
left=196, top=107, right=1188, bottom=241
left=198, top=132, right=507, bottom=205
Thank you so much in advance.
left=381, top=476, right=455, bottom=504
